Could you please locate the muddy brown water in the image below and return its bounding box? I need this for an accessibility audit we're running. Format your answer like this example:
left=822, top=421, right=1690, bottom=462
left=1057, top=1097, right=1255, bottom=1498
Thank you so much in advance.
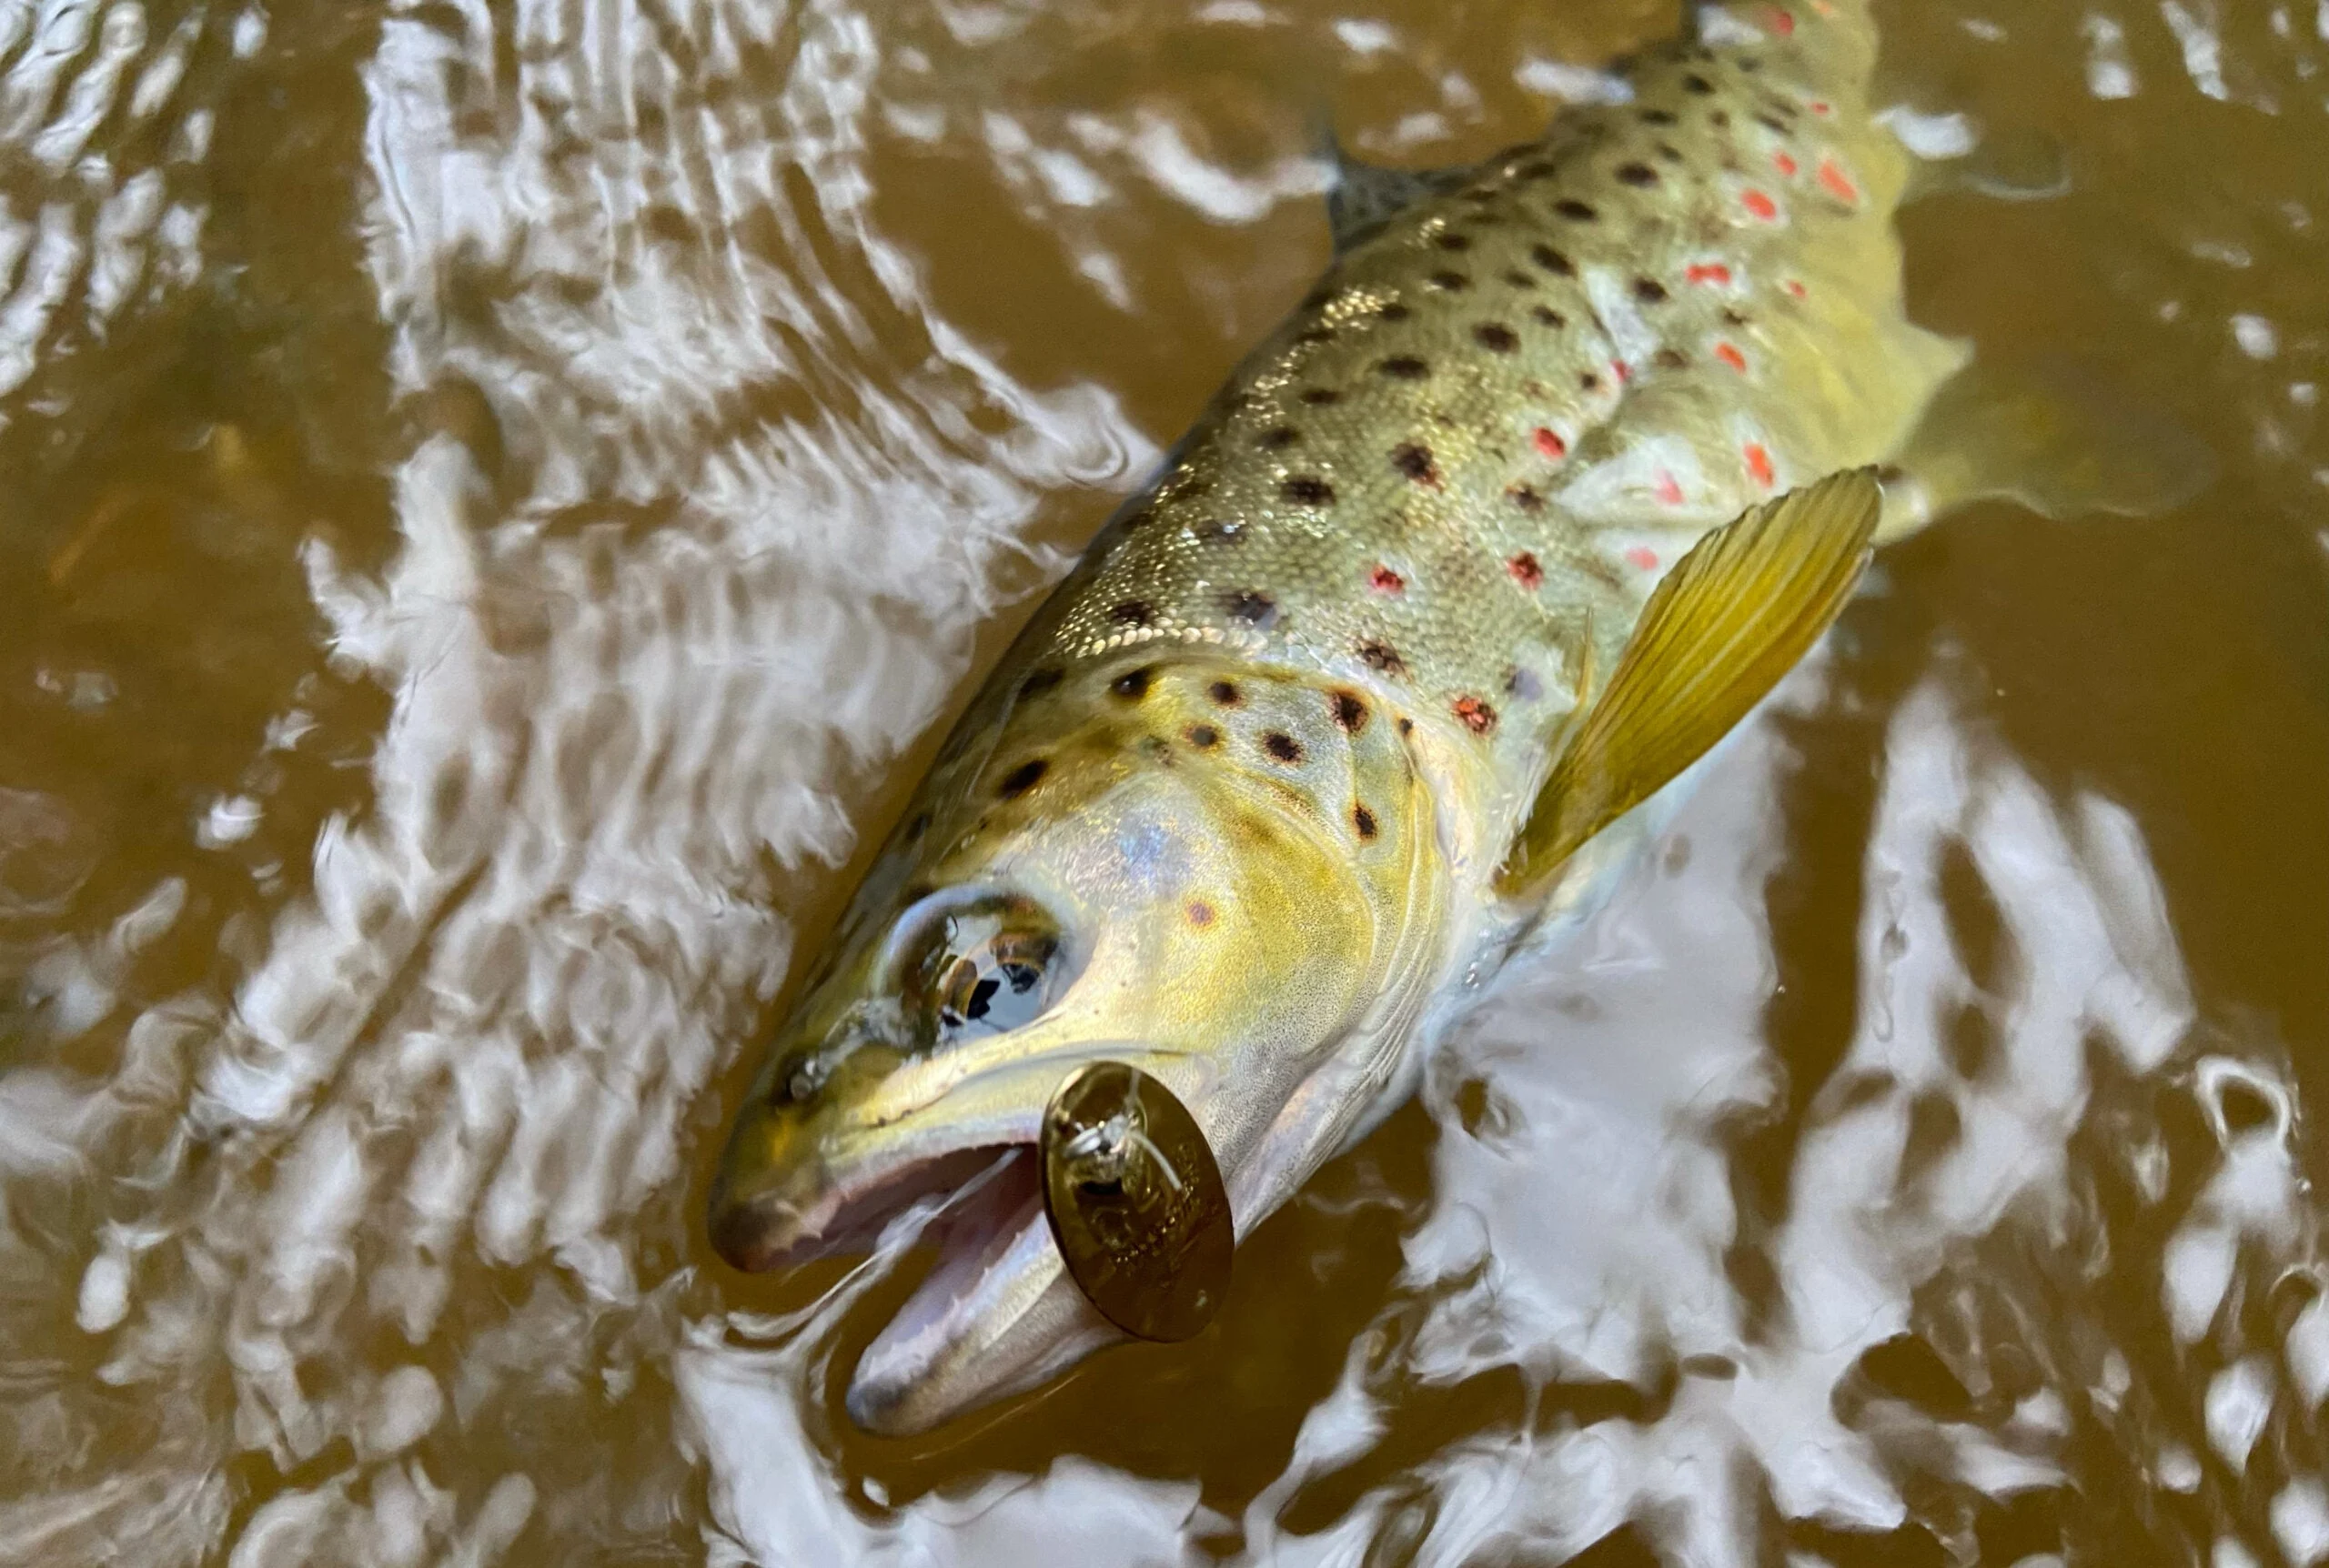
left=1, top=0, right=2326, bottom=1561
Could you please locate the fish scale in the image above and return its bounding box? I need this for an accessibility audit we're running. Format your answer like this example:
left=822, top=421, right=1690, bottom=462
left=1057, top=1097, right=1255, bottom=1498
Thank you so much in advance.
left=908, top=0, right=1963, bottom=866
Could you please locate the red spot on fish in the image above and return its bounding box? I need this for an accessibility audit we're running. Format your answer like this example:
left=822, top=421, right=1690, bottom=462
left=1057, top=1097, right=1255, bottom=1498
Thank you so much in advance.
left=1368, top=564, right=1406, bottom=593
left=1785, top=278, right=1808, bottom=298
left=1744, top=442, right=1775, bottom=487
left=1653, top=472, right=1685, bottom=507
left=1715, top=342, right=1749, bottom=374
left=1613, top=359, right=1632, bottom=383
left=1764, top=5, right=1796, bottom=34
left=1810, top=99, right=1833, bottom=116
left=1627, top=545, right=1661, bottom=570
left=1507, top=552, right=1545, bottom=589
left=1818, top=158, right=1860, bottom=205
left=1811, top=0, right=1835, bottom=16
left=1686, top=262, right=1733, bottom=286
left=1452, top=696, right=1497, bottom=736
left=1533, top=427, right=1568, bottom=460
left=1773, top=151, right=1800, bottom=178
left=1742, top=189, right=1780, bottom=222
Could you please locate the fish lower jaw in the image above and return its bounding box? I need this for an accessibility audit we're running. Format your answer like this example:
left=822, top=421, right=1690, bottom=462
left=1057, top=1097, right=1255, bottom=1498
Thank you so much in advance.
left=845, top=1146, right=1118, bottom=1436
left=712, top=1121, right=1113, bottom=1434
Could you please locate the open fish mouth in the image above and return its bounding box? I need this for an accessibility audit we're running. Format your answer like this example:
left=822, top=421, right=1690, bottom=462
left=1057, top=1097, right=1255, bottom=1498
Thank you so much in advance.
left=708, top=1097, right=1118, bottom=1433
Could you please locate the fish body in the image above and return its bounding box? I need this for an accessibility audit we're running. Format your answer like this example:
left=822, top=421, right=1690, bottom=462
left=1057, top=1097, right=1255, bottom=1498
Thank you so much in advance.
left=712, top=0, right=1993, bottom=1433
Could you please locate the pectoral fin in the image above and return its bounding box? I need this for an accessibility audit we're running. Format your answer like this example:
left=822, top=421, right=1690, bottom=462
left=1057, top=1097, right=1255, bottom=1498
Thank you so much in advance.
left=1497, top=469, right=1882, bottom=898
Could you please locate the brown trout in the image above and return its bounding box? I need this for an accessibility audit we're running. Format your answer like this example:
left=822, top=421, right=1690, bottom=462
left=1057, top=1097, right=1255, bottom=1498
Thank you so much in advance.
left=708, top=0, right=2177, bottom=1433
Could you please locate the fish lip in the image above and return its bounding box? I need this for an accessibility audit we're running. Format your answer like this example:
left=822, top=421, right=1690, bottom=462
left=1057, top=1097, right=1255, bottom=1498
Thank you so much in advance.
left=709, top=1043, right=1195, bottom=1274
left=707, top=1121, right=1043, bottom=1276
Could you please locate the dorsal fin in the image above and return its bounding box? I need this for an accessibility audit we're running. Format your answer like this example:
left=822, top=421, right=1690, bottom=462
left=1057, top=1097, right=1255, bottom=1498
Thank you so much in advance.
left=1315, top=118, right=1476, bottom=256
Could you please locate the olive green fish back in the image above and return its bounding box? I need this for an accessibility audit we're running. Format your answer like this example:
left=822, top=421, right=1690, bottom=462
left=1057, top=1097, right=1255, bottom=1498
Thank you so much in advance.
left=882, top=0, right=1961, bottom=900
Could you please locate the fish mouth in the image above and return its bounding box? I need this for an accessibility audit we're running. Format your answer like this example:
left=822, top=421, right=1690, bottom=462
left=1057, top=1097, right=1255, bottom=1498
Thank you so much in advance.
left=707, top=1079, right=1126, bottom=1435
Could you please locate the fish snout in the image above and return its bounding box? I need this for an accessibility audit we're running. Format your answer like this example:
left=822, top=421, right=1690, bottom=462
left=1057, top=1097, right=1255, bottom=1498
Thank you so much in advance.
left=707, top=1186, right=808, bottom=1273
left=705, top=1101, right=838, bottom=1272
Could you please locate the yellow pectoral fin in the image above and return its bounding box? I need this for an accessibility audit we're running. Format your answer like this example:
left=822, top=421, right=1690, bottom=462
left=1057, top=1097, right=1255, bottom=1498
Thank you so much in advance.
left=1497, top=468, right=1883, bottom=899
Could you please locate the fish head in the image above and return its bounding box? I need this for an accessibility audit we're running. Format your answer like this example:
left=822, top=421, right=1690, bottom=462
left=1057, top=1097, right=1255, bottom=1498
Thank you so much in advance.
left=708, top=657, right=1447, bottom=1432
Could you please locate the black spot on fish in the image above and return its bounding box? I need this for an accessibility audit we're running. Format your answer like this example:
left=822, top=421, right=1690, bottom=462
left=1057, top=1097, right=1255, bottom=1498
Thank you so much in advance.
left=1710, top=109, right=1732, bottom=128
left=905, top=810, right=933, bottom=841
left=1353, top=803, right=1378, bottom=839
left=1639, top=106, right=1678, bottom=126
left=1224, top=590, right=1279, bottom=628
left=1428, top=271, right=1470, bottom=291
left=1187, top=723, right=1220, bottom=749
left=1434, top=232, right=1473, bottom=251
left=1110, top=667, right=1155, bottom=700
left=1294, top=327, right=1336, bottom=346
left=999, top=759, right=1048, bottom=798
left=1633, top=276, right=1670, bottom=303
left=1019, top=667, right=1064, bottom=699
left=1683, top=73, right=1715, bottom=94
left=1502, top=269, right=1536, bottom=288
left=1282, top=476, right=1336, bottom=505
left=1300, top=387, right=1341, bottom=406
left=1330, top=689, right=1370, bottom=733
left=1654, top=347, right=1689, bottom=370
left=1302, top=288, right=1336, bottom=310
left=1658, top=142, right=1685, bottom=164
left=1579, top=371, right=1602, bottom=391
left=1258, top=426, right=1301, bottom=449
left=1530, top=243, right=1577, bottom=276
left=1111, top=599, right=1154, bottom=627
left=1358, top=638, right=1408, bottom=677
left=1554, top=198, right=1598, bottom=222
left=1396, top=716, right=1414, bottom=736
left=1462, top=187, right=1499, bottom=205
left=1474, top=323, right=1519, bottom=353
left=1376, top=357, right=1429, bottom=380
left=1507, top=484, right=1545, bottom=512
left=1209, top=680, right=1243, bottom=707
left=1162, top=473, right=1212, bottom=501
left=1722, top=307, right=1752, bottom=327
left=1515, top=159, right=1558, bottom=180
left=1532, top=306, right=1568, bottom=328
left=1377, top=302, right=1412, bottom=323
left=1506, top=666, right=1544, bottom=701
left=1391, top=443, right=1437, bottom=482
left=1616, top=162, right=1659, bottom=186
left=1755, top=113, right=1790, bottom=134
left=1195, top=518, right=1245, bottom=545
left=1739, top=55, right=1763, bottom=73
left=1262, top=732, right=1304, bottom=764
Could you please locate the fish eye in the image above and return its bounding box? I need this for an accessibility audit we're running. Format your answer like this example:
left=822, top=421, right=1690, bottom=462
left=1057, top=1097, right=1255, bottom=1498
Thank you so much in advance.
left=933, top=929, right=1059, bottom=1038
left=896, top=894, right=1072, bottom=1045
